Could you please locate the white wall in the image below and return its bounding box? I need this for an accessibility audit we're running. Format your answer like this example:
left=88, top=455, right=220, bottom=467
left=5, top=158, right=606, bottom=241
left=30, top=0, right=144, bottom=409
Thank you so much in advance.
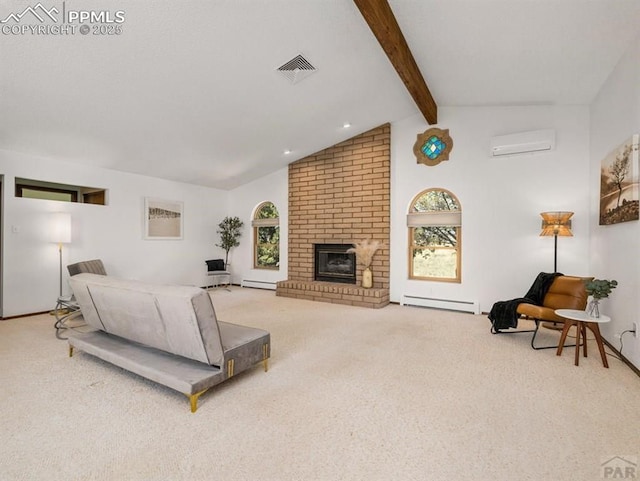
left=391, top=106, right=591, bottom=313
left=589, top=33, right=640, bottom=368
left=1, top=150, right=228, bottom=317
left=227, top=167, right=288, bottom=287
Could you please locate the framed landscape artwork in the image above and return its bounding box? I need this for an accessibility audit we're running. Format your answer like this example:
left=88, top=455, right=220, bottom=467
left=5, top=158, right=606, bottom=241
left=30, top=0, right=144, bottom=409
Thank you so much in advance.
left=143, top=198, right=183, bottom=239
left=599, top=134, right=639, bottom=225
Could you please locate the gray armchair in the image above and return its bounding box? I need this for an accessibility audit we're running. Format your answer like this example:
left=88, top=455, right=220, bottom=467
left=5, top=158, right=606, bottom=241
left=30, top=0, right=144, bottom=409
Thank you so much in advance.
left=67, top=259, right=107, bottom=277
left=55, top=259, right=107, bottom=339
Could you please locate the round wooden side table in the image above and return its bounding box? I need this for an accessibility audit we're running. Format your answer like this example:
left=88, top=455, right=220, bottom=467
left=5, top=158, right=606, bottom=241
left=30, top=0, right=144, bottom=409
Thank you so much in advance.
left=554, top=309, right=611, bottom=368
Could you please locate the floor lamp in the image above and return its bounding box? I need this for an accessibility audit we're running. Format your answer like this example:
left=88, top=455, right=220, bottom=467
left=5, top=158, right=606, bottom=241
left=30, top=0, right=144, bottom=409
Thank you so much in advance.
left=51, top=212, right=72, bottom=298
left=540, top=211, right=573, bottom=273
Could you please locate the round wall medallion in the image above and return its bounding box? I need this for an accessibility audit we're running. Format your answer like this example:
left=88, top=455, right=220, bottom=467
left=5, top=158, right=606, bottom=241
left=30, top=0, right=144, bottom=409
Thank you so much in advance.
left=413, top=127, right=453, bottom=166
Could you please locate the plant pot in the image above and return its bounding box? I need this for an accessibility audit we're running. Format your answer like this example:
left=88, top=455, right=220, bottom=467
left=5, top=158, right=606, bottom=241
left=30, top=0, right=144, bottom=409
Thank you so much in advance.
left=362, top=267, right=373, bottom=289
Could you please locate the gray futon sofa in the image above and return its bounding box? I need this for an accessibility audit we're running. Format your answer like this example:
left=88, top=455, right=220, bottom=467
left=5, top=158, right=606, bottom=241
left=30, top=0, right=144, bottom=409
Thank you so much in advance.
left=68, top=273, right=270, bottom=412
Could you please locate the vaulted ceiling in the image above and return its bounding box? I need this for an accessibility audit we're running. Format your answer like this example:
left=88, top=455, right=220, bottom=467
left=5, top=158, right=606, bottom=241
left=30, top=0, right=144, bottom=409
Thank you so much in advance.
left=1, top=0, right=639, bottom=189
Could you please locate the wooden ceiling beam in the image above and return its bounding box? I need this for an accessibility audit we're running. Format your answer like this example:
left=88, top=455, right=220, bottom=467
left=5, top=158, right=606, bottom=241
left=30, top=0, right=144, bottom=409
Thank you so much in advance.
left=353, top=0, right=437, bottom=124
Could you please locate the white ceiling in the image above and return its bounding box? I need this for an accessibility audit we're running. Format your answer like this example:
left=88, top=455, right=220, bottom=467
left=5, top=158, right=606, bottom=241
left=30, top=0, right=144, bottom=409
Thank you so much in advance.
left=1, top=0, right=639, bottom=190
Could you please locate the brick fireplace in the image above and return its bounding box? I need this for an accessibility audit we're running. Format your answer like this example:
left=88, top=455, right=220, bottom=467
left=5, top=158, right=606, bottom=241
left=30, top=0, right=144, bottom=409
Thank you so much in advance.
left=276, top=124, right=390, bottom=308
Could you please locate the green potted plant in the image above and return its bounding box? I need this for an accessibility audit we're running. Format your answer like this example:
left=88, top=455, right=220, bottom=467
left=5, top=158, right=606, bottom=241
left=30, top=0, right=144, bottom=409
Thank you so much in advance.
left=216, top=216, right=244, bottom=269
left=584, top=278, right=618, bottom=318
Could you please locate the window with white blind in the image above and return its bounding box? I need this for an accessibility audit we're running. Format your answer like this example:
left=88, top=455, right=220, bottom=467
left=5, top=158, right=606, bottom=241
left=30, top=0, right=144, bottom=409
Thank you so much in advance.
left=253, top=202, right=279, bottom=269
left=407, top=188, right=461, bottom=282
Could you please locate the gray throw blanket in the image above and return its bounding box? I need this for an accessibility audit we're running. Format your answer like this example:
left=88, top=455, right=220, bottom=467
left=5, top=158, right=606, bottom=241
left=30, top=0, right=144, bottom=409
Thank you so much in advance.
left=488, top=272, right=561, bottom=331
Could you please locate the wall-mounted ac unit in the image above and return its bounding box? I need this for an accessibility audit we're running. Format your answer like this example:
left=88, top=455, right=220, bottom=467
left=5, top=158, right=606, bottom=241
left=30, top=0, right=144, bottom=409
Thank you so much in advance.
left=490, top=129, right=556, bottom=157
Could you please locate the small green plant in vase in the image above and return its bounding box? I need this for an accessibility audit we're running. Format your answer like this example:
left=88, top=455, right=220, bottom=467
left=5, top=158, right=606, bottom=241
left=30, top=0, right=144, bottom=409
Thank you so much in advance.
left=584, top=279, right=618, bottom=318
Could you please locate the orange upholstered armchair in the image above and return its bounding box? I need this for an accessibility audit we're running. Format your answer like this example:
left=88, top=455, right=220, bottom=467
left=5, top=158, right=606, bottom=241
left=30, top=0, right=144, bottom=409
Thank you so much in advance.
left=517, top=275, right=592, bottom=349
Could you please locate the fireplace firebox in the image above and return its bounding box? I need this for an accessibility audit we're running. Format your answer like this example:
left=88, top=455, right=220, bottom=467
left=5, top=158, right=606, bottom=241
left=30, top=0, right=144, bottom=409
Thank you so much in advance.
left=314, top=244, right=356, bottom=284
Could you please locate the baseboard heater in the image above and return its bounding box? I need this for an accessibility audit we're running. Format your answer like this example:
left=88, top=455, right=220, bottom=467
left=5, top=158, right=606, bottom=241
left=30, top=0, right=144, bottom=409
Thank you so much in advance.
left=241, top=279, right=277, bottom=290
left=401, top=295, right=480, bottom=315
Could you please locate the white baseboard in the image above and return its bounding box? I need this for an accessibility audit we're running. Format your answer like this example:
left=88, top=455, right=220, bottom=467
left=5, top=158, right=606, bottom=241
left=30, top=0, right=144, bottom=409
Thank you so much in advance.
left=401, top=295, right=480, bottom=315
left=241, top=279, right=277, bottom=290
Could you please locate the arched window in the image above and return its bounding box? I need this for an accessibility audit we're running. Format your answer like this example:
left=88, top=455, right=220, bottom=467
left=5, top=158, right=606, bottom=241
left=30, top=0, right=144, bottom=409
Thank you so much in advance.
left=252, top=202, right=279, bottom=269
left=407, top=188, right=461, bottom=282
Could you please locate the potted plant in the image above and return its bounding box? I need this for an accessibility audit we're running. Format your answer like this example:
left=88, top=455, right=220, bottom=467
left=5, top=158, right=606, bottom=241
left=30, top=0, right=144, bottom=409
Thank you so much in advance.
left=347, top=239, right=383, bottom=288
left=584, top=278, right=618, bottom=318
left=216, top=216, right=244, bottom=269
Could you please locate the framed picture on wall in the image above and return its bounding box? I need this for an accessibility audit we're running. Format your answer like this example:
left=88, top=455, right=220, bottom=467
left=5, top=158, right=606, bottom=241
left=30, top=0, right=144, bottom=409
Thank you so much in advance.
left=599, top=134, right=639, bottom=225
left=143, top=197, right=183, bottom=240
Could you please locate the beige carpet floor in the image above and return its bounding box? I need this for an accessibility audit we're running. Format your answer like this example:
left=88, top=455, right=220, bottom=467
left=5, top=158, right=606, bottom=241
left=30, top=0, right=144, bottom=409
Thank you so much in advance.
left=0, top=287, right=638, bottom=481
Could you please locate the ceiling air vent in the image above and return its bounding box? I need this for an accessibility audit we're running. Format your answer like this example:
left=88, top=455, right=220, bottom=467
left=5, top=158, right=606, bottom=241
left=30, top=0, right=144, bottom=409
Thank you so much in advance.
left=276, top=54, right=317, bottom=84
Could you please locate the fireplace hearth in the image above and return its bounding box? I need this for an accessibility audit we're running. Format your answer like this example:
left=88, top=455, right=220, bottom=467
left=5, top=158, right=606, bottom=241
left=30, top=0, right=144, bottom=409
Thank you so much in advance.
left=314, top=244, right=356, bottom=284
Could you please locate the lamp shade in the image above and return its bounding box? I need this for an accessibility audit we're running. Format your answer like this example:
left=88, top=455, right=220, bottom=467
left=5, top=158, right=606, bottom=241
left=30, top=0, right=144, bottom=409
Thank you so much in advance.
left=51, top=212, right=72, bottom=244
left=540, top=211, right=573, bottom=237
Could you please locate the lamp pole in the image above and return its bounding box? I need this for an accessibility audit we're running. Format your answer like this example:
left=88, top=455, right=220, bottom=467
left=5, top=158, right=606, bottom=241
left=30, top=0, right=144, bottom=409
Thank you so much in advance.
left=52, top=212, right=71, bottom=299
left=59, top=242, right=63, bottom=297
left=553, top=234, right=558, bottom=273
